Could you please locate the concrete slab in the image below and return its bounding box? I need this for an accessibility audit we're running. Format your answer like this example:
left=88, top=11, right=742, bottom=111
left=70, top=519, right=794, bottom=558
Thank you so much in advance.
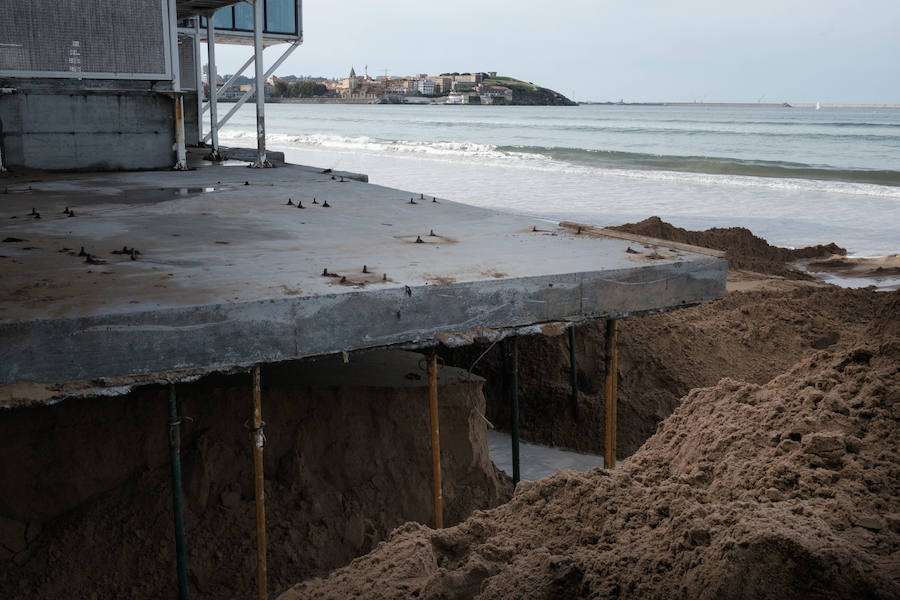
left=0, top=157, right=726, bottom=389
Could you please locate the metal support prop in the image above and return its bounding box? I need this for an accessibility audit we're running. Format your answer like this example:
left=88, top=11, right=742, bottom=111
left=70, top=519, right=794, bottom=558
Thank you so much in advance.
left=569, top=324, right=579, bottom=422
left=205, top=16, right=222, bottom=160
left=202, top=42, right=300, bottom=144
left=427, top=353, right=443, bottom=529
left=510, top=336, right=520, bottom=485
left=168, top=0, right=187, bottom=170
left=193, top=19, right=204, bottom=144
left=251, top=365, right=267, bottom=600
left=250, top=0, right=270, bottom=168
left=604, top=319, right=618, bottom=469
left=168, top=385, right=189, bottom=600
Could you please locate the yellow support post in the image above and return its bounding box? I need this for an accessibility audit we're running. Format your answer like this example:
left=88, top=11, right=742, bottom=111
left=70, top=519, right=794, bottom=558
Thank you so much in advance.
left=427, top=353, right=443, bottom=529
left=604, top=319, right=618, bottom=469
left=251, top=366, right=267, bottom=599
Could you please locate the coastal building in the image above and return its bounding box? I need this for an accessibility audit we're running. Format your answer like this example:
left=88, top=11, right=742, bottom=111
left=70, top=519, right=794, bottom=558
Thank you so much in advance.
left=453, top=73, right=484, bottom=84
left=478, top=84, right=513, bottom=104
left=0, top=0, right=302, bottom=171
left=428, top=76, right=453, bottom=94
left=417, top=79, right=436, bottom=96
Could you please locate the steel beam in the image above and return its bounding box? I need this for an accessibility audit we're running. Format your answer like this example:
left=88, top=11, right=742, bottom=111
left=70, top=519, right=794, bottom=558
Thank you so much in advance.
left=203, top=55, right=254, bottom=112
left=250, top=0, right=270, bottom=168
left=193, top=19, right=204, bottom=144
left=202, top=41, right=299, bottom=145
left=168, top=0, right=187, bottom=170
left=205, top=16, right=222, bottom=160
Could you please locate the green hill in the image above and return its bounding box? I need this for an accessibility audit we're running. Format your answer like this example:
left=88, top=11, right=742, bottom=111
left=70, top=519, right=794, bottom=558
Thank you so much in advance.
left=482, top=76, right=576, bottom=106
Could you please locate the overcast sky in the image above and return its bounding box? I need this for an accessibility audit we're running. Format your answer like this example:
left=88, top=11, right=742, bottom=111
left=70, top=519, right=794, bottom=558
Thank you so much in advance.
left=213, top=0, right=900, bottom=103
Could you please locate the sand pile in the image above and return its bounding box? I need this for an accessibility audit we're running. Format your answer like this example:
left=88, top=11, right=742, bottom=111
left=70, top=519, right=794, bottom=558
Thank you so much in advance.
left=280, top=339, right=900, bottom=599
left=612, top=216, right=845, bottom=279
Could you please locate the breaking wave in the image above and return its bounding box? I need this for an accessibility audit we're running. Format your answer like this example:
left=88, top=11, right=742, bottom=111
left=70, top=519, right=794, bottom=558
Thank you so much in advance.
left=218, top=131, right=900, bottom=198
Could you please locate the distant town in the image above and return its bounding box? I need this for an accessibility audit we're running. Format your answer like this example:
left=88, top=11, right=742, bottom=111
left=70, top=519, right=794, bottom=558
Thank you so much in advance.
left=202, top=67, right=576, bottom=106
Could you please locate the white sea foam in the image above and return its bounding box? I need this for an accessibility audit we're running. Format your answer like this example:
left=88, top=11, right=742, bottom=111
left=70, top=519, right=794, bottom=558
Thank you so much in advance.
left=220, top=130, right=900, bottom=200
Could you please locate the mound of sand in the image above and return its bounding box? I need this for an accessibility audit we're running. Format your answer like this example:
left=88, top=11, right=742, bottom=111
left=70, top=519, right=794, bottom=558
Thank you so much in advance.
left=612, top=216, right=845, bottom=279
left=279, top=339, right=900, bottom=599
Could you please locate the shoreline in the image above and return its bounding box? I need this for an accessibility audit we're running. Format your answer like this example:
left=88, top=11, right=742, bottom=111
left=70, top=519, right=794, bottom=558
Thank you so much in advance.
left=579, top=101, right=900, bottom=109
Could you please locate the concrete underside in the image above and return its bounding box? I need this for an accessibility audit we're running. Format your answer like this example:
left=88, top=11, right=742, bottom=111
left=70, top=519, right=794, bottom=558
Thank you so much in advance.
left=0, top=155, right=726, bottom=394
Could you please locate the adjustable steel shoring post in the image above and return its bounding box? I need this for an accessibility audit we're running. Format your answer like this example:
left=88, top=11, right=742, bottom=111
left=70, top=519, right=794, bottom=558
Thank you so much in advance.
left=604, top=319, right=618, bottom=469
left=510, top=336, right=520, bottom=486
left=569, top=324, right=579, bottom=423
left=250, top=0, right=271, bottom=168
left=427, top=351, right=443, bottom=529
left=251, top=366, right=268, bottom=600
left=167, top=385, right=189, bottom=600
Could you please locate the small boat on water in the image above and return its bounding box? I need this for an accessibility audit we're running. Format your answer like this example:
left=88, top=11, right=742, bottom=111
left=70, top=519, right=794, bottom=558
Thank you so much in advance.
left=815, top=101, right=822, bottom=110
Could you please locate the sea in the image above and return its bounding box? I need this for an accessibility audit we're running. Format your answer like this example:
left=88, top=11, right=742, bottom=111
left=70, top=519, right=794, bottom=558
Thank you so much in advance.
left=218, top=103, right=900, bottom=260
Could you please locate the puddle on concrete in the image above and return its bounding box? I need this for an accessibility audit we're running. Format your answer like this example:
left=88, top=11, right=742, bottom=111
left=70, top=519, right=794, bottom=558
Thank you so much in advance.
left=488, top=429, right=622, bottom=481
left=3, top=186, right=222, bottom=204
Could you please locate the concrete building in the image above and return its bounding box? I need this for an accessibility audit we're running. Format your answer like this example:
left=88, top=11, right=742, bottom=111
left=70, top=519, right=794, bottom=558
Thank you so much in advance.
left=478, top=84, right=513, bottom=104
left=417, top=79, right=435, bottom=96
left=429, top=76, right=453, bottom=94
left=453, top=72, right=484, bottom=84
left=0, top=0, right=302, bottom=171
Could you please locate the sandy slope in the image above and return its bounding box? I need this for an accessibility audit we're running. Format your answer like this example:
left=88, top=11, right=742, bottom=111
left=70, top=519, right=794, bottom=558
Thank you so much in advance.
left=279, top=339, right=900, bottom=600
left=280, top=218, right=900, bottom=599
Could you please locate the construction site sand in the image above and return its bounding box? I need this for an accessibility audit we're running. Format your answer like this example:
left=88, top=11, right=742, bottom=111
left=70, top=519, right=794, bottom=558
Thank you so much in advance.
left=281, top=339, right=900, bottom=599
left=279, top=218, right=899, bottom=598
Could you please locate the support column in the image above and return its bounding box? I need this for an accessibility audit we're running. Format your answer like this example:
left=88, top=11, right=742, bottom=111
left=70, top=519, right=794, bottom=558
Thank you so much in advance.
left=251, top=366, right=267, bottom=600
left=569, top=324, right=579, bottom=422
left=168, top=385, right=189, bottom=600
left=510, top=336, right=520, bottom=485
left=604, top=319, right=618, bottom=469
left=205, top=15, right=222, bottom=160
left=193, top=19, right=204, bottom=144
left=250, top=0, right=271, bottom=168
left=168, top=0, right=187, bottom=170
left=427, top=353, right=443, bottom=529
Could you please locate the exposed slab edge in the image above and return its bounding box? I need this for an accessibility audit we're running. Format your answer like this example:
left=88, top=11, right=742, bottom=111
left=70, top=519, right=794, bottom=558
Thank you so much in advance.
left=559, top=221, right=726, bottom=258
left=0, top=258, right=725, bottom=389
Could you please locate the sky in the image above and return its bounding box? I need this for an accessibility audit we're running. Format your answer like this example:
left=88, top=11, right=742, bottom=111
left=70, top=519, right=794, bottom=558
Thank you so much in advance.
left=213, top=0, right=900, bottom=104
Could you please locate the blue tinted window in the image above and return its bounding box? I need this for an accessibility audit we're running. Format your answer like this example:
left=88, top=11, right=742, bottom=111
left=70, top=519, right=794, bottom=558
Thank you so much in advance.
left=266, top=0, right=296, bottom=34
left=233, top=3, right=254, bottom=30
left=213, top=8, right=233, bottom=29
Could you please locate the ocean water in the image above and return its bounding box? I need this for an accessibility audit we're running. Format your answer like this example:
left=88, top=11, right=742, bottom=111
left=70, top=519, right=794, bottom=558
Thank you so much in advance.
left=217, top=104, right=900, bottom=257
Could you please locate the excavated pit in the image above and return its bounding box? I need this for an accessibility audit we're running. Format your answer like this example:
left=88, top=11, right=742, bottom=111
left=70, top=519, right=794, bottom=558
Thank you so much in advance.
left=0, top=350, right=511, bottom=599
